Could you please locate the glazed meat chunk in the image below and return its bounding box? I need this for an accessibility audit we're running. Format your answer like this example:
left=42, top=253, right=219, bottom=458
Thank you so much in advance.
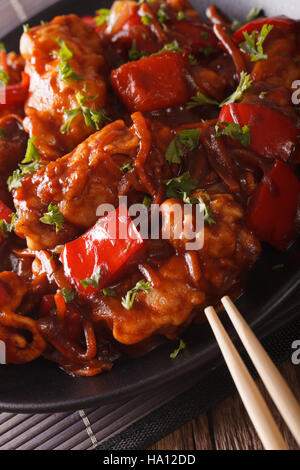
left=13, top=119, right=139, bottom=250
left=20, top=14, right=108, bottom=160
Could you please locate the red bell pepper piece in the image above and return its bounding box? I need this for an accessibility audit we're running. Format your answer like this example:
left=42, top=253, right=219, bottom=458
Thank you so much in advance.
left=0, top=72, right=29, bottom=108
left=61, top=206, right=146, bottom=296
left=111, top=52, right=189, bottom=112
left=232, top=16, right=296, bottom=44
left=218, top=103, right=299, bottom=162
left=0, top=200, right=12, bottom=244
left=246, top=160, right=300, bottom=250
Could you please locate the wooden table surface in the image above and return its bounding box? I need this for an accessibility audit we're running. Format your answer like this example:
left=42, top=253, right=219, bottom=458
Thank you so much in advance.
left=151, top=361, right=300, bottom=450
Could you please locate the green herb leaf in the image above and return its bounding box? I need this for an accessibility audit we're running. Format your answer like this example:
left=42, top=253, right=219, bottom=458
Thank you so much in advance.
left=164, top=171, right=198, bottom=199
left=186, top=92, right=219, bottom=110
left=0, top=42, right=6, bottom=52
left=7, top=137, right=43, bottom=190
left=0, top=127, right=5, bottom=139
left=198, top=46, right=212, bottom=57
left=102, top=287, right=117, bottom=297
left=182, top=192, right=215, bottom=225
left=56, top=38, right=83, bottom=82
left=80, top=267, right=102, bottom=289
left=220, top=71, right=252, bottom=107
left=170, top=339, right=187, bottom=359
left=157, top=4, right=170, bottom=26
left=128, top=39, right=147, bottom=61
left=240, top=24, right=273, bottom=62
left=120, top=161, right=133, bottom=173
left=23, top=24, right=30, bottom=33
left=94, top=8, right=110, bottom=26
left=165, top=129, right=201, bottom=164
left=215, top=122, right=251, bottom=147
left=259, top=91, right=268, bottom=99
left=0, top=213, right=17, bottom=238
left=188, top=54, right=198, bottom=66
left=0, top=69, right=10, bottom=87
left=121, top=279, right=151, bottom=310
left=177, top=11, right=185, bottom=21
left=141, top=13, right=153, bottom=25
left=58, top=288, right=76, bottom=303
left=200, top=31, right=208, bottom=40
left=142, top=195, right=151, bottom=208
left=40, top=203, right=63, bottom=233
left=153, top=40, right=181, bottom=56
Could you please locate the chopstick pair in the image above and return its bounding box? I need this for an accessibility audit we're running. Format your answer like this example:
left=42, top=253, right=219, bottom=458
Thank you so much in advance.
left=204, top=296, right=300, bottom=450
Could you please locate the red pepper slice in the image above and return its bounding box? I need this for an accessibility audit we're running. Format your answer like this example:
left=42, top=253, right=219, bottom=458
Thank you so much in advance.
left=0, top=72, right=30, bottom=108
left=61, top=206, right=146, bottom=297
left=232, top=16, right=296, bottom=44
left=218, top=103, right=299, bottom=162
left=0, top=200, right=12, bottom=244
left=111, top=52, right=189, bottom=112
left=246, top=160, right=300, bottom=250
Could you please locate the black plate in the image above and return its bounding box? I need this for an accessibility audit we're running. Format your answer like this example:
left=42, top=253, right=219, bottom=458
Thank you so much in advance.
left=0, top=0, right=299, bottom=412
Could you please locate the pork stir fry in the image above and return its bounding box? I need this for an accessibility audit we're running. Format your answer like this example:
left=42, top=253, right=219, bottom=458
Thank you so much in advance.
left=0, top=1, right=299, bottom=376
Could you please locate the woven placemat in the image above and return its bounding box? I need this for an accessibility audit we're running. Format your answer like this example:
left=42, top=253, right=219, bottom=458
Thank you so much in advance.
left=0, top=0, right=299, bottom=451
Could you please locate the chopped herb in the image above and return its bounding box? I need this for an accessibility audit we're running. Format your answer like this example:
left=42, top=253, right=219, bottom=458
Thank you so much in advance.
left=94, top=8, right=110, bottom=26
left=165, top=129, right=201, bottom=164
left=186, top=92, right=219, bottom=110
left=272, top=264, right=285, bottom=271
left=198, top=46, right=212, bottom=57
left=128, top=39, right=147, bottom=61
left=23, top=24, right=30, bottom=32
left=0, top=42, right=6, bottom=52
left=259, top=91, right=268, bottom=99
left=0, top=70, right=10, bottom=87
left=7, top=137, right=43, bottom=191
left=142, top=195, right=151, bottom=208
left=220, top=71, right=252, bottom=107
left=141, top=13, right=153, bottom=25
left=120, top=161, right=133, bottom=173
left=164, top=171, right=198, bottom=199
left=240, top=24, right=274, bottom=62
left=200, top=31, right=208, bottom=40
left=56, top=38, right=83, bottom=82
left=157, top=4, right=170, bottom=26
left=0, top=128, right=5, bottom=139
left=182, top=192, right=215, bottom=225
left=0, top=213, right=17, bottom=238
left=40, top=203, right=63, bottom=233
left=177, top=11, right=185, bottom=21
left=215, top=122, right=251, bottom=147
left=121, top=279, right=151, bottom=310
left=102, top=287, right=116, bottom=297
left=188, top=54, right=198, bottom=66
left=61, top=92, right=111, bottom=134
left=80, top=267, right=102, bottom=289
left=58, top=288, right=76, bottom=303
left=153, top=40, right=181, bottom=55
left=170, top=339, right=187, bottom=359
left=40, top=20, right=48, bottom=25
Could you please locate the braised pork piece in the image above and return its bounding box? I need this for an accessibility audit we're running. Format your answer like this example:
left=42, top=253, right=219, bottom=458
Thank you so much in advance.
left=0, top=1, right=299, bottom=376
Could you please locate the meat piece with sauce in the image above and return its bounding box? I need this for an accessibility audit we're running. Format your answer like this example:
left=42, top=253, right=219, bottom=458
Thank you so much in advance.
left=20, top=14, right=108, bottom=160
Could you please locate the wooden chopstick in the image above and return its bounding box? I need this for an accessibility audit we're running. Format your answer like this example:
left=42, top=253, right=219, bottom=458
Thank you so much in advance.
left=204, top=305, right=288, bottom=450
left=221, top=295, right=300, bottom=447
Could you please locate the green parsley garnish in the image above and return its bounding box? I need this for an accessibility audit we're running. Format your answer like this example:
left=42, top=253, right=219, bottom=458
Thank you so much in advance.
left=94, top=8, right=110, bottom=26
left=240, top=24, right=274, bottom=62
left=40, top=203, right=63, bottom=233
left=188, top=54, right=198, bottom=66
left=182, top=192, right=215, bottom=225
left=61, top=92, right=111, bottom=134
left=80, top=267, right=102, bottom=289
left=120, top=161, right=133, bottom=173
left=215, top=122, right=251, bottom=147
left=102, top=287, right=117, bottom=297
left=165, top=129, right=201, bottom=164
left=141, top=13, right=153, bottom=25
left=177, top=11, right=185, bottom=21
left=58, top=288, right=76, bottom=303
left=153, top=40, right=181, bottom=55
left=7, top=137, right=43, bottom=191
left=170, top=339, right=187, bottom=359
left=219, top=71, right=252, bottom=107
left=121, top=279, right=151, bottom=310
left=186, top=92, right=219, bottom=110
left=0, top=128, right=5, bottom=139
left=157, top=3, right=170, bottom=27
left=142, top=195, right=151, bottom=208
left=0, top=213, right=17, bottom=238
left=164, top=171, right=198, bottom=199
left=0, top=70, right=10, bottom=87
left=0, top=42, right=6, bottom=52
left=259, top=91, right=268, bottom=99
left=128, top=39, right=147, bottom=61
left=56, top=38, right=83, bottom=82
left=198, top=46, right=212, bottom=57
left=23, top=24, right=30, bottom=33
left=200, top=31, right=208, bottom=40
